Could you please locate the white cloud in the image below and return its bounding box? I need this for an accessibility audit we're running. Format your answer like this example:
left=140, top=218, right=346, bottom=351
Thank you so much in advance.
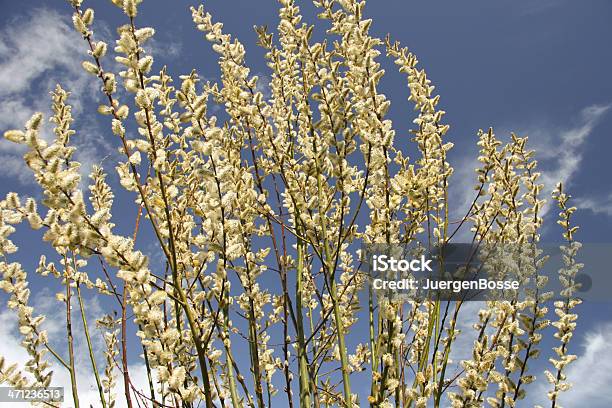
left=0, top=7, right=114, bottom=187
left=448, top=153, right=481, bottom=241
left=254, top=72, right=272, bottom=101
left=0, top=10, right=81, bottom=96
left=0, top=8, right=87, bottom=129
left=147, top=37, right=182, bottom=59
left=576, top=193, right=612, bottom=217
left=0, top=154, right=35, bottom=184
left=532, top=104, right=610, bottom=216
left=446, top=311, right=612, bottom=407
left=528, top=322, right=612, bottom=407
left=449, top=301, right=486, bottom=363
left=447, top=104, right=609, bottom=240
left=0, top=290, right=154, bottom=408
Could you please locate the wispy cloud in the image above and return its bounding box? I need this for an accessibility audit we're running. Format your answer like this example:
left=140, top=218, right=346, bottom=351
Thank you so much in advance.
left=0, top=8, right=87, bottom=129
left=446, top=104, right=609, bottom=240
left=448, top=153, right=480, bottom=229
left=576, top=193, right=612, bottom=217
left=147, top=36, right=183, bottom=59
left=0, top=290, right=154, bottom=408
left=254, top=72, right=272, bottom=101
left=0, top=7, right=113, bottom=186
left=528, top=322, right=612, bottom=407
left=0, top=10, right=81, bottom=96
left=531, top=104, right=610, bottom=217
left=449, top=301, right=487, bottom=362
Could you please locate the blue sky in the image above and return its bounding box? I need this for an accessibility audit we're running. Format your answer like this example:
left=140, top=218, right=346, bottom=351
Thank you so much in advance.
left=1, top=0, right=612, bottom=406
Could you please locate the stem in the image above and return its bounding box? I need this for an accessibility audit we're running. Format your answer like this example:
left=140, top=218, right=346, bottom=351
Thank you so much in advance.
left=173, top=272, right=215, bottom=408
left=66, top=274, right=80, bottom=408
left=330, top=278, right=352, bottom=407
left=296, top=235, right=312, bottom=407
left=310, top=119, right=352, bottom=407
left=120, top=205, right=142, bottom=408
left=369, top=285, right=378, bottom=406
left=76, top=283, right=107, bottom=408
left=120, top=283, right=135, bottom=408
left=140, top=332, right=159, bottom=407
left=224, top=325, right=243, bottom=408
